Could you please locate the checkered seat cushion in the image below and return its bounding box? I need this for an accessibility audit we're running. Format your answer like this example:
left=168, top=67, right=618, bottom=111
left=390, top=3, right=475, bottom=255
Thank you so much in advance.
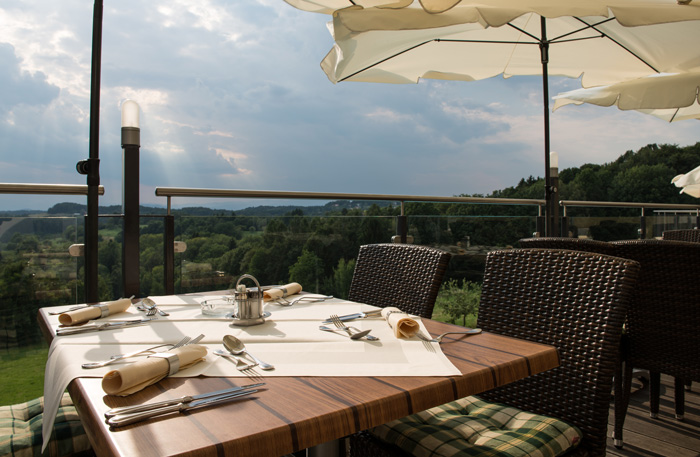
left=370, top=396, right=582, bottom=457
left=0, top=393, right=93, bottom=457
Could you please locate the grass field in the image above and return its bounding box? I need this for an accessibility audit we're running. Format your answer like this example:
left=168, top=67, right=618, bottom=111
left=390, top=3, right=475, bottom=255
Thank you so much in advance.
left=0, top=343, right=48, bottom=405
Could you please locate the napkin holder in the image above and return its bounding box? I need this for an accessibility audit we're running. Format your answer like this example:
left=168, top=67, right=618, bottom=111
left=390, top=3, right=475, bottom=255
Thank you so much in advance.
left=231, top=274, right=266, bottom=327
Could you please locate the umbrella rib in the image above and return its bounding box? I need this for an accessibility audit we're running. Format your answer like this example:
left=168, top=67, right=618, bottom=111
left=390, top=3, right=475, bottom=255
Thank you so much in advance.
left=338, top=39, right=435, bottom=82
left=438, top=38, right=538, bottom=45
left=572, top=16, right=660, bottom=73
left=549, top=17, right=616, bottom=42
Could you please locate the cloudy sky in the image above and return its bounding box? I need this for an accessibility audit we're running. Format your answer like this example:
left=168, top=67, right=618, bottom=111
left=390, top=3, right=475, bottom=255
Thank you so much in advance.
left=0, top=0, right=698, bottom=211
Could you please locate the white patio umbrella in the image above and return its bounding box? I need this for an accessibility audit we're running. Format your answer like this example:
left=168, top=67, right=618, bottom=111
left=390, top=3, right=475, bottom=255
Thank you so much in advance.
left=672, top=164, right=700, bottom=198
left=553, top=72, right=700, bottom=122
left=285, top=0, right=700, bottom=235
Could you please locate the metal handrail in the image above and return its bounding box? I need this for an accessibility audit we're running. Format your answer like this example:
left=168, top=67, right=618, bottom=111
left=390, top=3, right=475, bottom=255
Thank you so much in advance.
left=561, top=200, right=700, bottom=212
left=0, top=183, right=105, bottom=195
left=154, top=187, right=546, bottom=215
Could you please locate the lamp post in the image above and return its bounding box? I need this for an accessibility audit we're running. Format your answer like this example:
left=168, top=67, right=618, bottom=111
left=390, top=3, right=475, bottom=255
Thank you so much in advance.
left=121, top=100, right=141, bottom=297
left=549, top=151, right=560, bottom=237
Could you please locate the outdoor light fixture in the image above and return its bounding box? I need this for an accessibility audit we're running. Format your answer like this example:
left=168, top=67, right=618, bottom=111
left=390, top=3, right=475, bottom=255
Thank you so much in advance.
left=549, top=151, right=559, bottom=172
left=121, top=99, right=140, bottom=145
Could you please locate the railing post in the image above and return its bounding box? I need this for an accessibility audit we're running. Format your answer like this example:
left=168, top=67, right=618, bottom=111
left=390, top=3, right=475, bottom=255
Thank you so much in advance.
left=639, top=208, right=647, bottom=239
left=550, top=154, right=560, bottom=236
left=164, top=214, right=175, bottom=295
left=396, top=201, right=407, bottom=243
left=536, top=205, right=545, bottom=237
left=561, top=205, right=569, bottom=237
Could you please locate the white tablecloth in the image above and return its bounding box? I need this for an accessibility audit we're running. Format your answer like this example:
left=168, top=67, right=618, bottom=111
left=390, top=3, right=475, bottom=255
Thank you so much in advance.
left=41, top=294, right=460, bottom=450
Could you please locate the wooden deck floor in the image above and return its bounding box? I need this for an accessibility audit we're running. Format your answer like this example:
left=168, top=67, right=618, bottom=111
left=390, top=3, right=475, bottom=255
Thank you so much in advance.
left=607, top=375, right=700, bottom=457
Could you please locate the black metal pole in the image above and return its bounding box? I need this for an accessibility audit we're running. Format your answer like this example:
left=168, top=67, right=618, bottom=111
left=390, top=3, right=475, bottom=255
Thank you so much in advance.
left=84, top=0, right=103, bottom=303
left=122, top=124, right=140, bottom=298
left=164, top=215, right=175, bottom=295
left=540, top=17, right=553, bottom=237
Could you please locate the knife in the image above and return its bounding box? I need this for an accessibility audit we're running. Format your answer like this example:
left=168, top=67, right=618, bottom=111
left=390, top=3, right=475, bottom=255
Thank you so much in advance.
left=106, top=388, right=259, bottom=427
left=321, top=309, right=383, bottom=323
left=56, top=318, right=156, bottom=335
left=104, top=382, right=266, bottom=417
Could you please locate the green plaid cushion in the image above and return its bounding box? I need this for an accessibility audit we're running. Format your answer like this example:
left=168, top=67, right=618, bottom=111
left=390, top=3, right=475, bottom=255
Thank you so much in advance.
left=0, top=393, right=93, bottom=457
left=370, top=396, right=582, bottom=457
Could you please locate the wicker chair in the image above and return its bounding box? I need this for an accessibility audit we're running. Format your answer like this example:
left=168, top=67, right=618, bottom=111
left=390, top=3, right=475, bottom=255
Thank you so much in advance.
left=347, top=243, right=451, bottom=319
left=661, top=228, right=700, bottom=243
left=661, top=230, right=699, bottom=394
left=349, top=248, right=639, bottom=457
left=518, top=236, right=617, bottom=256
left=611, top=240, right=700, bottom=447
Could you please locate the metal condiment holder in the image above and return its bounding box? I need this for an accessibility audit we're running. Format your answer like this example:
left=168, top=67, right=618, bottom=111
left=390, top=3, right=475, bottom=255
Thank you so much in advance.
left=230, top=274, right=266, bottom=327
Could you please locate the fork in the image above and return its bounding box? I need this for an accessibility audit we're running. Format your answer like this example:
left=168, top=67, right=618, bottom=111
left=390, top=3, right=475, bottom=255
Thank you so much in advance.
left=213, top=350, right=258, bottom=370
left=48, top=305, right=89, bottom=315
left=330, top=314, right=355, bottom=337
left=275, top=295, right=333, bottom=306
left=108, top=334, right=197, bottom=360
left=416, top=329, right=482, bottom=343
left=82, top=336, right=192, bottom=369
left=330, top=315, right=379, bottom=341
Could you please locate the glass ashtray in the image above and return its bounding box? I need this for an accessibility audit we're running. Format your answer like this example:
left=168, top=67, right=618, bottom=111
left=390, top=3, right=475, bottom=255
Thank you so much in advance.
left=200, top=297, right=237, bottom=316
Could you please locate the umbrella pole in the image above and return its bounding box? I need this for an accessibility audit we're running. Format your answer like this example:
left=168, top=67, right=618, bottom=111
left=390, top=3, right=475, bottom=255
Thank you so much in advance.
left=85, top=0, right=103, bottom=303
left=540, top=17, right=556, bottom=237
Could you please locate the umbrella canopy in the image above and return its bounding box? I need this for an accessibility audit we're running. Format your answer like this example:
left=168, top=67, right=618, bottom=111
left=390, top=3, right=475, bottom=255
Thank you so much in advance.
left=553, top=72, right=700, bottom=122
left=286, top=0, right=700, bottom=235
left=672, top=164, right=700, bottom=198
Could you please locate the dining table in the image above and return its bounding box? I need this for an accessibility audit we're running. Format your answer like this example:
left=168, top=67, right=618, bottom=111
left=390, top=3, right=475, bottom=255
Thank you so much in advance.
left=37, top=290, right=560, bottom=457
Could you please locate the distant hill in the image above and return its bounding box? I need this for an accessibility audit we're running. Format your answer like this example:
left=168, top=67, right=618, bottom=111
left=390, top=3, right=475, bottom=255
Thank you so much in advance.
left=0, top=200, right=395, bottom=218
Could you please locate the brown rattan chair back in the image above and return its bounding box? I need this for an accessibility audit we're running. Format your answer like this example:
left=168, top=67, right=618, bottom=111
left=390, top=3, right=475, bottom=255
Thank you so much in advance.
left=347, top=243, right=451, bottom=318
left=477, top=249, right=639, bottom=457
left=518, top=237, right=617, bottom=256
left=611, top=240, right=700, bottom=384
left=662, top=229, right=700, bottom=243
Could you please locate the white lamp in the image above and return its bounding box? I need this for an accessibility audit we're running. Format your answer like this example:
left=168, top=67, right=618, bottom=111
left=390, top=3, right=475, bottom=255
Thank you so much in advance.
left=121, top=100, right=140, bottom=147
left=121, top=99, right=140, bottom=128
left=550, top=151, right=559, bottom=170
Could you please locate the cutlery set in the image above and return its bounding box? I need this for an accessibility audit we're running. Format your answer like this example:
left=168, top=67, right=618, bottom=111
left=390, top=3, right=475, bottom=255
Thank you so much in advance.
left=81, top=334, right=205, bottom=369
left=213, top=335, right=275, bottom=371
left=56, top=317, right=157, bottom=335
left=104, top=383, right=264, bottom=427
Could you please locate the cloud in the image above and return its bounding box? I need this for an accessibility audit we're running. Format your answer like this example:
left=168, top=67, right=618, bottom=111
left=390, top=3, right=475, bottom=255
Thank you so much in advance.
left=1, top=0, right=698, bottom=212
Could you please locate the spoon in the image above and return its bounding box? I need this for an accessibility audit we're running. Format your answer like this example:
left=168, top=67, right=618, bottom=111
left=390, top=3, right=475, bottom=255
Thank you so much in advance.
left=223, top=335, right=274, bottom=370
left=140, top=298, right=169, bottom=316
left=318, top=326, right=378, bottom=341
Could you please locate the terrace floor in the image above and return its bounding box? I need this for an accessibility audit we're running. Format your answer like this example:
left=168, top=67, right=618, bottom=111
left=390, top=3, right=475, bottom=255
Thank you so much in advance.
left=607, top=374, right=700, bottom=456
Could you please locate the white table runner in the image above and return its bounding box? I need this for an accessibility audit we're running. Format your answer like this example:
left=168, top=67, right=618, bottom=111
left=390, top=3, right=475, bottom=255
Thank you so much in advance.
left=41, top=294, right=460, bottom=450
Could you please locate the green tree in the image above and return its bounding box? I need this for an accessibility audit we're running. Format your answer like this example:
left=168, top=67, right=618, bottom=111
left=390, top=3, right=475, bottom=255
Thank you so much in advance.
left=324, top=258, right=355, bottom=299
left=436, top=279, right=481, bottom=327
left=289, top=250, right=324, bottom=294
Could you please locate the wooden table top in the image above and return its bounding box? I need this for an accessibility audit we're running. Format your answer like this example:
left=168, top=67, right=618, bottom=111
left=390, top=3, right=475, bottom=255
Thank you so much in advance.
left=39, top=308, right=559, bottom=457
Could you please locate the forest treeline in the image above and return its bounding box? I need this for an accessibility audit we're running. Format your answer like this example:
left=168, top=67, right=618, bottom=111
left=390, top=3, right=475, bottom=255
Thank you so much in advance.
left=1, top=142, right=698, bottom=346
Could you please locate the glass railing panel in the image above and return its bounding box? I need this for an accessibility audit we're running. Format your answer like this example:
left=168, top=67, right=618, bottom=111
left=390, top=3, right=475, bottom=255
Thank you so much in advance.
left=139, top=215, right=166, bottom=297
left=0, top=215, right=80, bottom=404
left=565, top=215, right=643, bottom=240
left=172, top=214, right=398, bottom=298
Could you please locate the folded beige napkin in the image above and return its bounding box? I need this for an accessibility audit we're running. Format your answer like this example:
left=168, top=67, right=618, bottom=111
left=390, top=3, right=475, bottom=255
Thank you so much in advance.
left=381, top=307, right=420, bottom=338
left=263, top=283, right=302, bottom=302
left=58, top=298, right=132, bottom=326
left=102, top=345, right=207, bottom=396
